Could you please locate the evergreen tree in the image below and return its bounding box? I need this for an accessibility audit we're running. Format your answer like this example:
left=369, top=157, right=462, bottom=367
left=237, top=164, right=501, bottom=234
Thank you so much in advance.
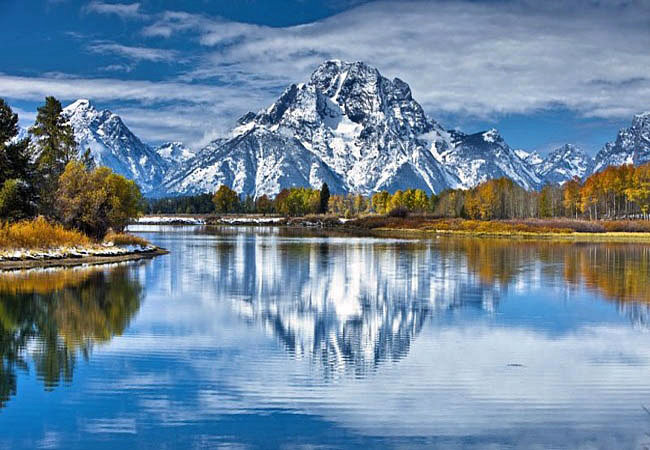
left=30, top=97, right=78, bottom=215
left=81, top=148, right=95, bottom=170
left=0, top=99, right=36, bottom=220
left=319, top=183, right=330, bottom=214
left=0, top=98, right=19, bottom=146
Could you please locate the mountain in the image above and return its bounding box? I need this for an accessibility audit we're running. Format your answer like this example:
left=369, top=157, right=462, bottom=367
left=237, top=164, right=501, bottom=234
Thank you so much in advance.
left=592, top=112, right=650, bottom=173
left=155, top=142, right=194, bottom=165
left=534, top=144, right=593, bottom=185
left=165, top=60, right=461, bottom=197
left=62, top=99, right=169, bottom=194
left=163, top=128, right=346, bottom=196
left=56, top=67, right=649, bottom=198
left=437, top=129, right=542, bottom=190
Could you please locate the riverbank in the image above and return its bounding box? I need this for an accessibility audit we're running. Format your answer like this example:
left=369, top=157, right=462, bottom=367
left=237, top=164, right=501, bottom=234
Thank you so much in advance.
left=0, top=218, right=168, bottom=271
left=0, top=246, right=169, bottom=271
left=136, top=214, right=650, bottom=241
left=348, top=217, right=650, bottom=241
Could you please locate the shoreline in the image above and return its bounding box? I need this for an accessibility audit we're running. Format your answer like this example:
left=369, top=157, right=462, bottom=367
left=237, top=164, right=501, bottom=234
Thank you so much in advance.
left=368, top=227, right=650, bottom=242
left=132, top=215, right=650, bottom=242
left=0, top=247, right=169, bottom=271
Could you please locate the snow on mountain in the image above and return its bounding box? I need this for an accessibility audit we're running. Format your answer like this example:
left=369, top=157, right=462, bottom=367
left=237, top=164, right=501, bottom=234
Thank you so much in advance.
left=62, top=99, right=169, bottom=194
left=514, top=149, right=543, bottom=166
left=438, top=129, right=542, bottom=190
left=154, top=141, right=194, bottom=165
left=592, top=112, right=650, bottom=173
left=59, top=62, right=645, bottom=199
left=163, top=127, right=345, bottom=197
left=10, top=126, right=29, bottom=144
left=534, top=144, right=593, bottom=185
left=165, top=60, right=460, bottom=197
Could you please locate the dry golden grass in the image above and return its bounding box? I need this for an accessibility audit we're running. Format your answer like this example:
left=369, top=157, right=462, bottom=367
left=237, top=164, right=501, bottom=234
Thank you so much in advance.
left=351, top=216, right=650, bottom=238
left=0, top=217, right=91, bottom=250
left=103, top=232, right=149, bottom=247
left=352, top=217, right=572, bottom=234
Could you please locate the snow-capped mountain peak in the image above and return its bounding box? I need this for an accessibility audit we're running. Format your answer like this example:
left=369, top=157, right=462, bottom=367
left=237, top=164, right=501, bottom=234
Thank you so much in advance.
left=165, top=60, right=458, bottom=197
left=64, top=98, right=93, bottom=111
left=62, top=99, right=168, bottom=194
left=593, top=112, right=650, bottom=173
left=482, top=129, right=501, bottom=144
left=439, top=128, right=541, bottom=190
left=534, top=144, right=593, bottom=185
left=59, top=62, right=642, bottom=198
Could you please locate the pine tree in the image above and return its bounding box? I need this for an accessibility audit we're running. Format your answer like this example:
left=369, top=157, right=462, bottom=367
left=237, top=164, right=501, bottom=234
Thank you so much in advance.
left=319, top=183, right=330, bottom=214
left=29, top=96, right=78, bottom=215
left=0, top=98, right=36, bottom=220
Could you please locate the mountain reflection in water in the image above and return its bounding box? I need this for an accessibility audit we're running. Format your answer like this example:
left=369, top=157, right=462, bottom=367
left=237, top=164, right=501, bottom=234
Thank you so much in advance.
left=144, top=227, right=650, bottom=377
left=0, top=265, right=143, bottom=408
left=2, top=226, right=650, bottom=449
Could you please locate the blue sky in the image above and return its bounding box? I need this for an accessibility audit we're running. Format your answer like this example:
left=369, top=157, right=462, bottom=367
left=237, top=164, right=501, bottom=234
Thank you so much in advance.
left=1, top=0, right=648, bottom=154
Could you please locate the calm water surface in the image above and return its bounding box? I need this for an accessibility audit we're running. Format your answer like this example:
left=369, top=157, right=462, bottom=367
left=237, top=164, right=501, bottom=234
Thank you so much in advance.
left=1, top=225, right=650, bottom=449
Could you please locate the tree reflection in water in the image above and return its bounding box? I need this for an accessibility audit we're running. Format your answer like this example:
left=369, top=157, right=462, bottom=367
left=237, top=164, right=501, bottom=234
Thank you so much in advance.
left=0, top=265, right=143, bottom=408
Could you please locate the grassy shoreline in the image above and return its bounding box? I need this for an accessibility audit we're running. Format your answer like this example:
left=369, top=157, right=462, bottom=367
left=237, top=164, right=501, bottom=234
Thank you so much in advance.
left=368, top=227, right=650, bottom=242
left=134, top=214, right=650, bottom=242
left=0, top=218, right=168, bottom=271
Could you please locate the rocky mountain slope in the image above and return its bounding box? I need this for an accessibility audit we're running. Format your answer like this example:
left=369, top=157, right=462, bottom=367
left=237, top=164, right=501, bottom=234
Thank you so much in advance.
left=62, top=99, right=169, bottom=195
left=154, top=142, right=194, bottom=165
left=437, top=129, right=542, bottom=190
left=532, top=144, right=593, bottom=185
left=592, top=112, right=650, bottom=173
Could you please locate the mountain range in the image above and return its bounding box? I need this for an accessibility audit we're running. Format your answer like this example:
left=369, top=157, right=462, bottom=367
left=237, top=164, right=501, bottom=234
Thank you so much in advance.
left=24, top=61, right=650, bottom=197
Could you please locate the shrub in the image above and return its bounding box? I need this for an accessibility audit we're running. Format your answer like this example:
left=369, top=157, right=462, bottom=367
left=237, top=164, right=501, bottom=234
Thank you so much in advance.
left=603, top=221, right=650, bottom=233
left=56, top=161, right=143, bottom=239
left=0, top=179, right=35, bottom=221
left=0, top=216, right=91, bottom=250
left=103, top=232, right=149, bottom=247
left=387, top=206, right=409, bottom=218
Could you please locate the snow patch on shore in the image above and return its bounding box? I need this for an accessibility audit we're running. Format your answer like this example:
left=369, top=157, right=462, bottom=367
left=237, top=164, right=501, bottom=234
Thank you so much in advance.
left=0, top=244, right=156, bottom=262
left=137, top=216, right=206, bottom=225
left=218, top=217, right=285, bottom=224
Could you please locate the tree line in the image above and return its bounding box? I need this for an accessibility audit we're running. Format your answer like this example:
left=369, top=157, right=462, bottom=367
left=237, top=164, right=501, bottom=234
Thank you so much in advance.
left=0, top=97, right=142, bottom=239
left=209, top=164, right=650, bottom=220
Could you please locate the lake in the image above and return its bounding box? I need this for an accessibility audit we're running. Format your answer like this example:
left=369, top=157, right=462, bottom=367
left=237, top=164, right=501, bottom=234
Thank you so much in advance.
left=1, top=225, right=650, bottom=449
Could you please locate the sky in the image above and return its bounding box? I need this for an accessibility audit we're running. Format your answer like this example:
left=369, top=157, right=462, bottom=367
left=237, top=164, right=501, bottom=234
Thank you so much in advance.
left=1, top=0, right=649, bottom=155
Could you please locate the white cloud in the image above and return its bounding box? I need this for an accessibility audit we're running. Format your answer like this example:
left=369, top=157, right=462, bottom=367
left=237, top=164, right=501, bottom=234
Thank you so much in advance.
left=152, top=1, right=650, bottom=122
left=0, top=74, right=269, bottom=148
left=99, top=63, right=135, bottom=73
left=84, top=1, right=143, bottom=19
left=87, top=42, right=178, bottom=62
